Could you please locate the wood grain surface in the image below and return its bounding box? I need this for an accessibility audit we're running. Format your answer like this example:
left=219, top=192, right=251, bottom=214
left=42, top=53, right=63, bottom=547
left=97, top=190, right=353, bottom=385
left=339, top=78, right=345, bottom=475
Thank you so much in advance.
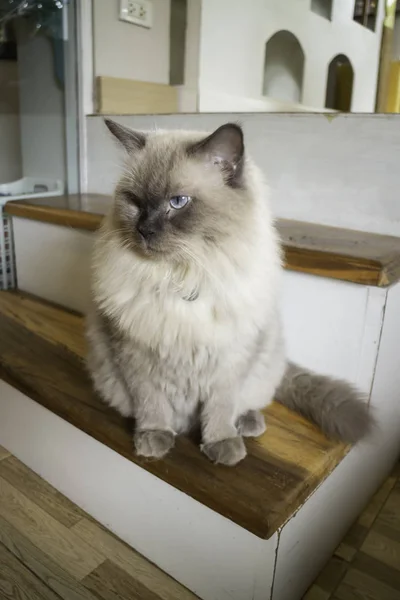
left=0, top=476, right=104, bottom=580
left=280, top=219, right=400, bottom=287
left=6, top=201, right=400, bottom=286
left=0, top=515, right=99, bottom=600
left=83, top=560, right=164, bottom=600
left=0, top=542, right=61, bottom=600
left=0, top=455, right=197, bottom=600
left=0, top=291, right=349, bottom=539
left=334, top=568, right=400, bottom=600
left=72, top=519, right=197, bottom=600
left=96, top=76, right=179, bottom=115
left=0, top=456, right=86, bottom=528
left=5, top=194, right=111, bottom=214
left=5, top=200, right=104, bottom=231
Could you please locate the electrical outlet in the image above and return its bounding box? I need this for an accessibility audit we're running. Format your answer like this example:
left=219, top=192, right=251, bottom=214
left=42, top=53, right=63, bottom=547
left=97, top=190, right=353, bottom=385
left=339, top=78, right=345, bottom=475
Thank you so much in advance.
left=119, top=0, right=153, bottom=28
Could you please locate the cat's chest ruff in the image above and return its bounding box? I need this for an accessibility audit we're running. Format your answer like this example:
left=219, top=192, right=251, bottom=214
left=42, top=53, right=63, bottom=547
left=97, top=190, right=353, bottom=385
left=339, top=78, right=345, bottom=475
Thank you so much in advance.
left=115, top=271, right=246, bottom=348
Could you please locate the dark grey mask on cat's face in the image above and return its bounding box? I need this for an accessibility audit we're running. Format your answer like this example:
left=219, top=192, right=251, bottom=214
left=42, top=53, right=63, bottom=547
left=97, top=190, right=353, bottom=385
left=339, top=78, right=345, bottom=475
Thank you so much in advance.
left=105, top=119, right=247, bottom=259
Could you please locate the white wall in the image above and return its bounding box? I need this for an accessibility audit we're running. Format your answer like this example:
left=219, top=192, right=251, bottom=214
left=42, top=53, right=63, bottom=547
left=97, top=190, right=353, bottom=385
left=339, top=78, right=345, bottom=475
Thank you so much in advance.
left=85, top=112, right=400, bottom=237
left=197, top=0, right=384, bottom=112
left=0, top=60, right=22, bottom=183
left=93, top=0, right=171, bottom=84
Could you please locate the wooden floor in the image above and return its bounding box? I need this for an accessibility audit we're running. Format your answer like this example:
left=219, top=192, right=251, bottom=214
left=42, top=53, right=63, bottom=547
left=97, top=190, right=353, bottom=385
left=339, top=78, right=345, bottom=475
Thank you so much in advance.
left=305, top=462, right=400, bottom=600
left=0, top=446, right=398, bottom=600
left=0, top=445, right=197, bottom=600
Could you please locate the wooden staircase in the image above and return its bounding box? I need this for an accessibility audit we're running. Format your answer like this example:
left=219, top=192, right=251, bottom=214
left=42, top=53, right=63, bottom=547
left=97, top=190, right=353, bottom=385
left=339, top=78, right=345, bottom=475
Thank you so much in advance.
left=1, top=197, right=400, bottom=600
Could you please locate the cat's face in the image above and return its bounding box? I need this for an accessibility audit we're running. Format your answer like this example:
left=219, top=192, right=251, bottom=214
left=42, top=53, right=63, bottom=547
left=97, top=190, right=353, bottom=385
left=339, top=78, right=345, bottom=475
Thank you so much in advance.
left=106, top=120, right=252, bottom=260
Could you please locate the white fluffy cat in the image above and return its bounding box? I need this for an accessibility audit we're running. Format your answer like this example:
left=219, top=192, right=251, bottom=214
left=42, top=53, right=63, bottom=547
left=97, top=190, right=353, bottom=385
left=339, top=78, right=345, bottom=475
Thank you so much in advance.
left=86, top=120, right=372, bottom=466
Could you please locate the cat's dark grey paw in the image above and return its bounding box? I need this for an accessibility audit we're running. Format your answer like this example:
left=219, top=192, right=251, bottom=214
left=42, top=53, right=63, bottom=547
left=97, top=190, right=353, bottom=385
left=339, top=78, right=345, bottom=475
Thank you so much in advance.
left=236, top=410, right=266, bottom=438
left=201, top=437, right=246, bottom=466
left=134, top=430, right=175, bottom=459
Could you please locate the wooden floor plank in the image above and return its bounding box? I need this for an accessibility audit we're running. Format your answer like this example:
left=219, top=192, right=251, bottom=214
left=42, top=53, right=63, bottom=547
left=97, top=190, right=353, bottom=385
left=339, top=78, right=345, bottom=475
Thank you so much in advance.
left=83, top=559, right=164, bottom=600
left=334, top=567, right=400, bottom=600
left=357, top=474, right=397, bottom=529
left=335, top=522, right=369, bottom=558
left=361, top=529, right=400, bottom=572
left=0, top=290, right=85, bottom=357
left=0, top=542, right=62, bottom=600
left=0, top=456, right=86, bottom=528
left=0, top=290, right=348, bottom=539
left=374, top=487, right=400, bottom=537
left=312, top=556, right=348, bottom=597
left=303, top=585, right=330, bottom=600
left=72, top=518, right=197, bottom=600
left=0, top=476, right=105, bottom=580
left=352, top=552, right=400, bottom=592
left=334, top=543, right=357, bottom=563
left=0, top=444, right=11, bottom=461
left=0, top=515, right=99, bottom=600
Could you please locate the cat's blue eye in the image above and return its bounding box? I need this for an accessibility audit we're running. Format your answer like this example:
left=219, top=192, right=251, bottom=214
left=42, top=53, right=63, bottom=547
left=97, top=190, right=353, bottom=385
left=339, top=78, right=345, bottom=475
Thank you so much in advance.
left=170, top=195, right=191, bottom=210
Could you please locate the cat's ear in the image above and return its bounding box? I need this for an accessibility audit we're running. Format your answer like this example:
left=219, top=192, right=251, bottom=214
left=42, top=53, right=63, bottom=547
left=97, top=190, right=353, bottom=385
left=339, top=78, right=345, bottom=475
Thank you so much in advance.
left=104, top=119, right=146, bottom=153
left=188, top=123, right=244, bottom=187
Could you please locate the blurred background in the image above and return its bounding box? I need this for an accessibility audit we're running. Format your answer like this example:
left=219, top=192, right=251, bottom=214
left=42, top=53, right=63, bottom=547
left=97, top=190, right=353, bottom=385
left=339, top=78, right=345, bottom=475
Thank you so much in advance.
left=0, top=0, right=399, bottom=200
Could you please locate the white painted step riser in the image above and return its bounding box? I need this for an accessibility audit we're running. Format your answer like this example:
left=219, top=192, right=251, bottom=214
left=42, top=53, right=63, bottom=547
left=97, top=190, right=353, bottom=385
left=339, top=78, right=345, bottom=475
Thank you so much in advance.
left=13, top=217, right=385, bottom=393
left=13, top=219, right=93, bottom=315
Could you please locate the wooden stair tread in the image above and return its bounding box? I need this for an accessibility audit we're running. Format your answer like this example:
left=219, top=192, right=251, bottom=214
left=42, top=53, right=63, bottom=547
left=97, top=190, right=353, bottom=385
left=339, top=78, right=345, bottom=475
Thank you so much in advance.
left=280, top=219, right=400, bottom=287
left=0, top=291, right=348, bottom=539
left=4, top=195, right=110, bottom=231
left=5, top=197, right=400, bottom=287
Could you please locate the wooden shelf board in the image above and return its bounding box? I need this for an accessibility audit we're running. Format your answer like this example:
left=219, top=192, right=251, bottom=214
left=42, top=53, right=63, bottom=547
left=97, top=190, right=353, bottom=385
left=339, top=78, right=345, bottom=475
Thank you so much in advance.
left=6, top=199, right=400, bottom=287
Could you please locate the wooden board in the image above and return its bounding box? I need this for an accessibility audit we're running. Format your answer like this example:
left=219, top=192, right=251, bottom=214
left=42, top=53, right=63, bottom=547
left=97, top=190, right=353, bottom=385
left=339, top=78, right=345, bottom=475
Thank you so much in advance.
left=0, top=542, right=61, bottom=600
left=6, top=201, right=400, bottom=287
left=0, top=456, right=86, bottom=528
left=5, top=196, right=109, bottom=231
left=0, top=291, right=348, bottom=539
left=279, top=219, right=400, bottom=287
left=96, top=76, right=178, bottom=115
left=0, top=469, right=198, bottom=600
left=0, top=475, right=104, bottom=580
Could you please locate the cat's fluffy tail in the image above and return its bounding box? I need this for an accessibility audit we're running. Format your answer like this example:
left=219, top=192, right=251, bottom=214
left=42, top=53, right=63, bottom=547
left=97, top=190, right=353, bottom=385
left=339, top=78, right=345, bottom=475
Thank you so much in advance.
left=275, top=362, right=374, bottom=443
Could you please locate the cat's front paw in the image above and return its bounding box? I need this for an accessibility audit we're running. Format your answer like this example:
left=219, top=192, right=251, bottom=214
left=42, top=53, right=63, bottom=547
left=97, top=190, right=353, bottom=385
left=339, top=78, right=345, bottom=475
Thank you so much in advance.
left=134, top=430, right=175, bottom=459
left=201, top=437, right=246, bottom=466
left=236, top=410, right=266, bottom=437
